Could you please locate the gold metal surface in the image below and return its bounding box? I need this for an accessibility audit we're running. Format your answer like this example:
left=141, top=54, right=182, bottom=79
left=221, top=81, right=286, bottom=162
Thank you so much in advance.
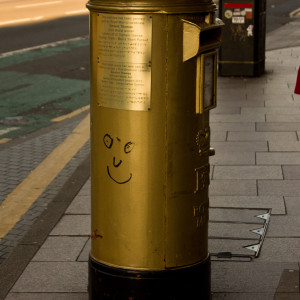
left=182, top=17, right=223, bottom=60
left=87, top=0, right=216, bottom=14
left=96, top=13, right=152, bottom=111
left=89, top=10, right=220, bottom=270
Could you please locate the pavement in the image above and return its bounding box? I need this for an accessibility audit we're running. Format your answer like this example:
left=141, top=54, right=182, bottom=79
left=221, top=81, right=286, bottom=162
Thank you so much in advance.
left=0, top=18, right=300, bottom=300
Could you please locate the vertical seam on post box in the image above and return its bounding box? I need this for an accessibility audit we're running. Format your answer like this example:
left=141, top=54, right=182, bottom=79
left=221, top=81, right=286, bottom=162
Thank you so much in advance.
left=164, top=14, right=169, bottom=268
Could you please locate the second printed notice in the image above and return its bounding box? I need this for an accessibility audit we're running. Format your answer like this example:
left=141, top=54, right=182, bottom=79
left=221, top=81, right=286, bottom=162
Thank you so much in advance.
left=97, top=14, right=152, bottom=111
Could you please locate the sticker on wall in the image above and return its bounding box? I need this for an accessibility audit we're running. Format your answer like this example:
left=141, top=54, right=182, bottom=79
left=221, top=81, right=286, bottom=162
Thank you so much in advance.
left=247, top=25, right=254, bottom=37
left=224, top=2, right=253, bottom=24
left=232, top=16, right=245, bottom=24
left=245, top=8, right=253, bottom=19
left=233, top=8, right=242, bottom=16
left=224, top=9, right=233, bottom=19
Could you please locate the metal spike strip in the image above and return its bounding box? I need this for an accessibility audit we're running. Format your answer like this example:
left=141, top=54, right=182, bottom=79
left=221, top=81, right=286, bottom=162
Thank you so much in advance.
left=243, top=210, right=271, bottom=258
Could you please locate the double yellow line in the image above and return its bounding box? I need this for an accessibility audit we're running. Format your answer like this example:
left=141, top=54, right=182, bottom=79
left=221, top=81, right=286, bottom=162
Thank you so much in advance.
left=0, top=113, right=90, bottom=241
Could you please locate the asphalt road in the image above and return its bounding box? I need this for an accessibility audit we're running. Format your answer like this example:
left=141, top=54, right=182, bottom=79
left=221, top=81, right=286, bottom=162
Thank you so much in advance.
left=0, top=0, right=90, bottom=141
left=0, top=14, right=89, bottom=54
left=266, top=0, right=300, bottom=32
left=0, top=0, right=88, bottom=27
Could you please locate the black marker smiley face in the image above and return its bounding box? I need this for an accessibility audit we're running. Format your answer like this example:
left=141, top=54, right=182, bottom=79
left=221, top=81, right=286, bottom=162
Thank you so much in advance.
left=103, top=134, right=134, bottom=184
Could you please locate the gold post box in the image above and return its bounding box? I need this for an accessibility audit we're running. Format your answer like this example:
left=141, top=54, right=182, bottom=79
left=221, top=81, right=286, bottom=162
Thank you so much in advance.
left=87, top=0, right=223, bottom=298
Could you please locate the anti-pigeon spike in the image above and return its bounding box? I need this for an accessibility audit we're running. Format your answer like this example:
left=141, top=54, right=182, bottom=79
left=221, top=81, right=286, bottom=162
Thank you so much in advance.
left=256, top=213, right=270, bottom=221
left=244, top=243, right=260, bottom=254
left=251, top=228, right=264, bottom=235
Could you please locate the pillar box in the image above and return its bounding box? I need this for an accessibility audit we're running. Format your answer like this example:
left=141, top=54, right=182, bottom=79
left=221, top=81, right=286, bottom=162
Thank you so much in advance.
left=86, top=1, right=223, bottom=298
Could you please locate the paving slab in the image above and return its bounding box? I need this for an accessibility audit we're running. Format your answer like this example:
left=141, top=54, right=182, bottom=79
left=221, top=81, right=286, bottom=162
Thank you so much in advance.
left=212, top=141, right=268, bottom=152
left=256, top=153, right=300, bottom=165
left=258, top=238, right=300, bottom=263
left=50, top=215, right=90, bottom=236
left=214, top=100, right=265, bottom=108
left=210, top=151, right=255, bottom=165
left=210, top=180, right=257, bottom=196
left=274, top=294, right=300, bottom=300
left=209, top=196, right=286, bottom=215
left=267, top=216, right=300, bottom=238
left=210, top=122, right=255, bottom=132
left=217, top=89, right=247, bottom=98
left=11, top=262, right=88, bottom=293
left=242, top=107, right=300, bottom=115
left=228, top=132, right=298, bottom=142
left=257, top=122, right=300, bottom=132
left=258, top=180, right=300, bottom=196
left=211, top=106, right=241, bottom=115
left=32, top=236, right=88, bottom=262
left=246, top=91, right=292, bottom=99
left=267, top=114, right=300, bottom=122
left=269, top=140, right=300, bottom=152
left=212, top=292, right=275, bottom=300
left=65, top=195, right=90, bottom=215
left=211, top=131, right=227, bottom=142
left=210, top=208, right=266, bottom=224
left=213, top=166, right=283, bottom=180
left=284, top=197, right=300, bottom=215
left=211, top=262, right=298, bottom=294
left=282, top=166, right=300, bottom=180
left=263, top=88, right=292, bottom=96
left=5, top=293, right=88, bottom=300
left=209, top=114, right=266, bottom=122
left=265, top=98, right=300, bottom=106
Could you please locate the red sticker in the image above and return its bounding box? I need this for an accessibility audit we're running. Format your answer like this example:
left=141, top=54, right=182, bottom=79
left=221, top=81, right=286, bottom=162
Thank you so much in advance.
left=224, top=3, right=253, bottom=8
left=246, top=11, right=253, bottom=19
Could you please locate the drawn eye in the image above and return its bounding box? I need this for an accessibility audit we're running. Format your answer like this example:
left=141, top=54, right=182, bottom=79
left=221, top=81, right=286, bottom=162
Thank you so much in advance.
left=103, top=134, right=113, bottom=149
left=124, top=142, right=134, bottom=154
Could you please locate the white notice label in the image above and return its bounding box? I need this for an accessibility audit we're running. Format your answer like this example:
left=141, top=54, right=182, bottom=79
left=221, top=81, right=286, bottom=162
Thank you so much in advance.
left=232, top=16, right=245, bottom=24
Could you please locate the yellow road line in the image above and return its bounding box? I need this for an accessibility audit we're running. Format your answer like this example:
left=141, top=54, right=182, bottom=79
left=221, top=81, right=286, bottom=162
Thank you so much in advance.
left=0, top=138, right=12, bottom=144
left=51, top=105, right=90, bottom=123
left=0, top=114, right=90, bottom=240
left=289, top=7, right=300, bottom=17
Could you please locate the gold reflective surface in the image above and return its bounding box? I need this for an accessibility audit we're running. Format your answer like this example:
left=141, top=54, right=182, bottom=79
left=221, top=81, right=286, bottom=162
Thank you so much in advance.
left=89, top=12, right=219, bottom=270
left=87, top=0, right=216, bottom=14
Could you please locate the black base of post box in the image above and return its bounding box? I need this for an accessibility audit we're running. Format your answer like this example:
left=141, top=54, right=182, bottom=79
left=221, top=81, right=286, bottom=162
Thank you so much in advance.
left=88, top=256, right=211, bottom=299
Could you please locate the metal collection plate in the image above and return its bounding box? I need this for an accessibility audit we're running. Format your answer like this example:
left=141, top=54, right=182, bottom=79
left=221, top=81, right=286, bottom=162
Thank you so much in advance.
left=97, top=13, right=152, bottom=111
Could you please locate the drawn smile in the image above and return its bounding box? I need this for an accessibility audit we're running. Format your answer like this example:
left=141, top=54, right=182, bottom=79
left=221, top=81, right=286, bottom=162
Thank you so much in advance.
left=107, top=166, right=132, bottom=184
